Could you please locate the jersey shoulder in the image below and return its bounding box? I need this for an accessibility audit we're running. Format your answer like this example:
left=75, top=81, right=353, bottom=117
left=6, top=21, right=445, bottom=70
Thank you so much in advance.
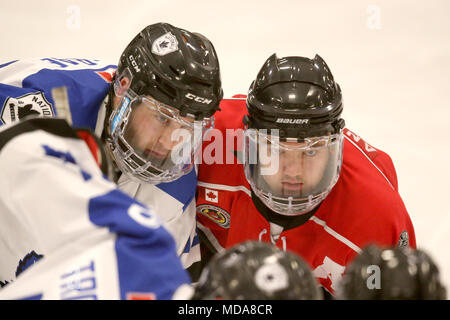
left=343, top=128, right=398, bottom=191
left=213, top=95, right=247, bottom=132
left=316, top=128, right=415, bottom=249
left=0, top=58, right=116, bottom=129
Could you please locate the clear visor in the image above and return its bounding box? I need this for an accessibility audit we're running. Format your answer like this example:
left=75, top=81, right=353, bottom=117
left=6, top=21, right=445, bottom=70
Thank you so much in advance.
left=109, top=68, right=211, bottom=183
left=244, top=129, right=343, bottom=215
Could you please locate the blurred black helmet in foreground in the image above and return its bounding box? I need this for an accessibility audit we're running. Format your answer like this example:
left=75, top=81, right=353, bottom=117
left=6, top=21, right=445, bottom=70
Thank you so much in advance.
left=193, top=241, right=322, bottom=300
left=336, top=245, right=446, bottom=300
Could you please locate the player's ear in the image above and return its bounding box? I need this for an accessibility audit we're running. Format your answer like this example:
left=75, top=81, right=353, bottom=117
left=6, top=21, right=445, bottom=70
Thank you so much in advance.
left=112, top=73, right=131, bottom=109
left=115, top=76, right=130, bottom=96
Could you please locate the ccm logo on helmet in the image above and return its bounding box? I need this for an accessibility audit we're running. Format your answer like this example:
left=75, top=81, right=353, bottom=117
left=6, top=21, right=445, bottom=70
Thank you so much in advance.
left=185, top=93, right=212, bottom=104
left=129, top=55, right=141, bottom=73
left=276, top=118, right=309, bottom=124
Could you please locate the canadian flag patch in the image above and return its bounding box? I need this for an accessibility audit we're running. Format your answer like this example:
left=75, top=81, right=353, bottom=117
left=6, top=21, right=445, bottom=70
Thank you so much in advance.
left=205, top=189, right=218, bottom=203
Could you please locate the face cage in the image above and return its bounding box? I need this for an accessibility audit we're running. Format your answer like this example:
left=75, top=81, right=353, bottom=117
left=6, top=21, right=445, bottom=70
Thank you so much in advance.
left=243, top=131, right=344, bottom=216
left=108, top=94, right=212, bottom=184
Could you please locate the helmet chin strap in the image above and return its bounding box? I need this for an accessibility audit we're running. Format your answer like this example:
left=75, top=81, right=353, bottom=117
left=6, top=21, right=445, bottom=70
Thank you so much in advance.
left=101, top=85, right=116, bottom=144
left=99, top=87, right=124, bottom=183
left=103, top=137, right=123, bottom=183
left=250, top=189, right=319, bottom=230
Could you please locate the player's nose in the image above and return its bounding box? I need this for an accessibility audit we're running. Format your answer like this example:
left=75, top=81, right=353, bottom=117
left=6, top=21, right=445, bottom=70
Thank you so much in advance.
left=282, top=153, right=303, bottom=176
left=157, top=124, right=184, bottom=151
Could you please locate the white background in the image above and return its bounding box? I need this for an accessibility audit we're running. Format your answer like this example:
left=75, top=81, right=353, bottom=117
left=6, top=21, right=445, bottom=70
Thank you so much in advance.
left=1, top=0, right=450, bottom=294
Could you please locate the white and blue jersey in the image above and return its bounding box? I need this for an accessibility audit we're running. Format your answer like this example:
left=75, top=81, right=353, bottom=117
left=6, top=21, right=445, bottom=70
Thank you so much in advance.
left=0, top=117, right=191, bottom=299
left=0, top=58, right=201, bottom=275
left=0, top=58, right=115, bottom=128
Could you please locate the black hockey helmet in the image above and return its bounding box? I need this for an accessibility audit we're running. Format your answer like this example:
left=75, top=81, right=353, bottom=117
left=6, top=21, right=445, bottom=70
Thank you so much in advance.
left=336, top=245, right=447, bottom=300
left=192, top=241, right=323, bottom=300
left=116, top=22, right=223, bottom=120
left=103, top=23, right=223, bottom=184
left=245, top=54, right=345, bottom=139
left=242, top=54, right=346, bottom=216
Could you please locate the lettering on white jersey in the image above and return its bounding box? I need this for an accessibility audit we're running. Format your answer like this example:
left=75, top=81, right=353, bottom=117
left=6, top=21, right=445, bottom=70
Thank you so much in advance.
left=40, top=58, right=102, bottom=69
left=127, top=203, right=161, bottom=229
left=60, top=260, right=97, bottom=300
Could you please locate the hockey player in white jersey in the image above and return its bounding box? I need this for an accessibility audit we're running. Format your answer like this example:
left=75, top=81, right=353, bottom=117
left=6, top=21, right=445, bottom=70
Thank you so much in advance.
left=0, top=116, right=191, bottom=299
left=0, top=22, right=223, bottom=282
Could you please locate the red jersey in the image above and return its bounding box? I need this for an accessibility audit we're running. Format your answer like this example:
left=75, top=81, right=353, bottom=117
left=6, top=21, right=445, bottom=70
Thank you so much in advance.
left=196, top=96, right=416, bottom=294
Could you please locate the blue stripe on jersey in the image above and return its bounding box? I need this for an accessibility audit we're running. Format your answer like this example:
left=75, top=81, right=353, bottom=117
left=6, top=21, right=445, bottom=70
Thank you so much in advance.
left=182, top=238, right=191, bottom=254
left=88, top=189, right=190, bottom=300
left=0, top=83, right=35, bottom=98
left=156, top=168, right=197, bottom=211
left=0, top=60, right=18, bottom=69
left=182, top=230, right=199, bottom=254
left=192, top=232, right=200, bottom=247
left=20, top=293, right=43, bottom=300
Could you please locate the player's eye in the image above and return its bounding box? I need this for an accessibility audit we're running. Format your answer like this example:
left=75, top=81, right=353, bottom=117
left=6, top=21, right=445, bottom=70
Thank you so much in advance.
left=155, top=114, right=169, bottom=124
left=305, top=149, right=317, bottom=157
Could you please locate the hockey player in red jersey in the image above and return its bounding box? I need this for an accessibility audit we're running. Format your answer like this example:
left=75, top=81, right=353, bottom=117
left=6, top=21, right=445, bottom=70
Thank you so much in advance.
left=195, top=53, right=416, bottom=296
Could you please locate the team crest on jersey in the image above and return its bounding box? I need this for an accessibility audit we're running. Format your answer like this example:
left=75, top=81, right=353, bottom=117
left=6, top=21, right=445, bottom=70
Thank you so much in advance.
left=151, top=32, right=179, bottom=56
left=197, top=204, right=230, bottom=228
left=16, top=250, right=44, bottom=277
left=1, top=91, right=54, bottom=125
left=0, top=250, right=44, bottom=288
left=398, top=230, right=409, bottom=248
